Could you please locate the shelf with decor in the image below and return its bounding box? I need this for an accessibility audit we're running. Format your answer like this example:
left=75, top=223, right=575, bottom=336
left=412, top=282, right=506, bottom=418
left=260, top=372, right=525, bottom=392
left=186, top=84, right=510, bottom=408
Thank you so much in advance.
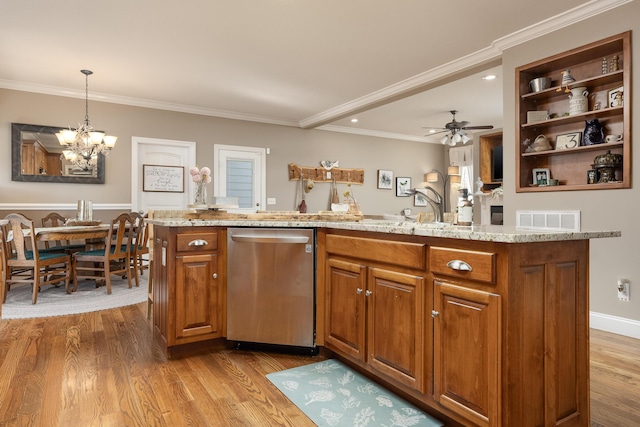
left=516, top=31, right=631, bottom=192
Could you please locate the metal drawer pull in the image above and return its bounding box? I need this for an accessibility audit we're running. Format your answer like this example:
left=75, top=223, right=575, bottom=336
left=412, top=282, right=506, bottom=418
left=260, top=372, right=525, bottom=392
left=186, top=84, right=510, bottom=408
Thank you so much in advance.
left=446, top=259, right=472, bottom=272
left=188, top=239, right=208, bottom=247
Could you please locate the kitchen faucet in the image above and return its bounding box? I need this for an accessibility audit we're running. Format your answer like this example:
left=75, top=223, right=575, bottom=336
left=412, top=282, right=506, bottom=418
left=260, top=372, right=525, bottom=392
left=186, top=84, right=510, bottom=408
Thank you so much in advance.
left=404, top=186, right=444, bottom=222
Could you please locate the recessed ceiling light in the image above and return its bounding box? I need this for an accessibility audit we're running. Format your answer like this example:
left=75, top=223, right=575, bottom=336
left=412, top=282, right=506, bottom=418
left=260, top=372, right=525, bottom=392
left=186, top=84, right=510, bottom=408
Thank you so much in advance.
left=482, top=74, right=497, bottom=80
left=428, top=129, right=436, bottom=133
left=350, top=118, right=358, bottom=123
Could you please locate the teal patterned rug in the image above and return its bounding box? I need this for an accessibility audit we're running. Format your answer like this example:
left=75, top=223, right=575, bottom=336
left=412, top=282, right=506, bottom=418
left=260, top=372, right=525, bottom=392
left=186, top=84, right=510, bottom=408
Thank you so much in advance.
left=267, top=359, right=443, bottom=427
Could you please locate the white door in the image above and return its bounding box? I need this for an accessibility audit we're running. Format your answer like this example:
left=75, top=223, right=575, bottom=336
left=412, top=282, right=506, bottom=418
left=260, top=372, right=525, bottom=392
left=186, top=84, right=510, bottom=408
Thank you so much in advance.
left=214, top=144, right=266, bottom=213
left=132, top=137, right=196, bottom=212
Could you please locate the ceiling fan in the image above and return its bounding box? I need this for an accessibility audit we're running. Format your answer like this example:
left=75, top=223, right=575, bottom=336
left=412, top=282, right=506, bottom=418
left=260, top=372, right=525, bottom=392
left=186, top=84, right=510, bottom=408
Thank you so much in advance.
left=424, top=110, right=493, bottom=146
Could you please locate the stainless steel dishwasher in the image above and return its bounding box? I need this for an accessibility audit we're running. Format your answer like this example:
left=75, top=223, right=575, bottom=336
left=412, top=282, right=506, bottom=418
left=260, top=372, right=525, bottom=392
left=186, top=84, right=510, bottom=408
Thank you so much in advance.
left=227, top=228, right=315, bottom=351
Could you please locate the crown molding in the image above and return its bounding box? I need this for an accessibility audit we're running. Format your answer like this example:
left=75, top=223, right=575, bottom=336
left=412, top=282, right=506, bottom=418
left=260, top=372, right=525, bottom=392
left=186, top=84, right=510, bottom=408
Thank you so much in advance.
left=0, top=0, right=630, bottom=136
left=299, top=0, right=631, bottom=129
left=0, top=80, right=300, bottom=128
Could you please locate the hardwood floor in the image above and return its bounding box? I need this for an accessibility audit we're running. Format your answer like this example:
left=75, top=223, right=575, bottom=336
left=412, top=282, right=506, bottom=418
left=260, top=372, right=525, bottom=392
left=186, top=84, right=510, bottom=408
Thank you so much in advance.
left=0, top=304, right=638, bottom=426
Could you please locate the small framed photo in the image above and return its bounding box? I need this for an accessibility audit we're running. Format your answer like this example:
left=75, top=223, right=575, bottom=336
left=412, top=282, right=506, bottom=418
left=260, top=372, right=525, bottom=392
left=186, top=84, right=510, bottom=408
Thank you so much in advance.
left=414, top=193, right=428, bottom=207
left=555, top=132, right=581, bottom=150
left=608, top=86, right=623, bottom=108
left=377, top=169, right=393, bottom=189
left=532, top=168, right=551, bottom=186
left=396, top=177, right=411, bottom=196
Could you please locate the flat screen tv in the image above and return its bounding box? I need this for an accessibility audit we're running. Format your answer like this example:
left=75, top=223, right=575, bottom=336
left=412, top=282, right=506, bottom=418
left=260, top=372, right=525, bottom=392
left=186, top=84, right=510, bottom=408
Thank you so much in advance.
left=492, top=146, right=503, bottom=182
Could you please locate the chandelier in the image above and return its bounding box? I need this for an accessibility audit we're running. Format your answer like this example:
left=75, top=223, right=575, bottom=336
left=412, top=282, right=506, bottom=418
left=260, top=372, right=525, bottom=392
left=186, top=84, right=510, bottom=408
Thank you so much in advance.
left=56, top=70, right=117, bottom=170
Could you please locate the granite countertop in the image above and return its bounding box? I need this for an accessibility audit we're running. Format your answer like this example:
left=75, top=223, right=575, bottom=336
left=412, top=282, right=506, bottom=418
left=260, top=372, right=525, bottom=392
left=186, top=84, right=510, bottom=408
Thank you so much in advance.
left=147, top=218, right=620, bottom=243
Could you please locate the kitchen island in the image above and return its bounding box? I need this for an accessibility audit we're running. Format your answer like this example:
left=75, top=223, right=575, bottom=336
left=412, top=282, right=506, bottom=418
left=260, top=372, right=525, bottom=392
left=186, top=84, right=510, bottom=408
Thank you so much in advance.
left=148, top=217, right=619, bottom=427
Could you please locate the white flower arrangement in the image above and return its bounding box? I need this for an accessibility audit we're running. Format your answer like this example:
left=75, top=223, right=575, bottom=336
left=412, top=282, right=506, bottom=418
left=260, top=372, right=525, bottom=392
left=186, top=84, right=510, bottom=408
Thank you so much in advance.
left=189, top=166, right=211, bottom=184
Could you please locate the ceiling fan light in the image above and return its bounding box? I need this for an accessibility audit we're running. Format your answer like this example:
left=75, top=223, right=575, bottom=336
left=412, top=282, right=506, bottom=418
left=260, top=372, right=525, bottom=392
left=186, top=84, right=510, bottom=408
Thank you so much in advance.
left=439, top=135, right=448, bottom=145
left=452, top=133, right=462, bottom=144
left=461, top=134, right=471, bottom=144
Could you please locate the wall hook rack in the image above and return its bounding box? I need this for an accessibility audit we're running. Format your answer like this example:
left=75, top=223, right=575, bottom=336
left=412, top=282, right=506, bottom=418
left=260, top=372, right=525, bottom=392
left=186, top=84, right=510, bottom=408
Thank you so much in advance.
left=288, top=163, right=364, bottom=185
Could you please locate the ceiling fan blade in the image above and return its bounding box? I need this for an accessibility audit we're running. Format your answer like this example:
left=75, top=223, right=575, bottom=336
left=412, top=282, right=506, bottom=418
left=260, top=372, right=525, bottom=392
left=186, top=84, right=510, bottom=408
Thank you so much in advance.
left=424, top=129, right=449, bottom=136
left=462, top=125, right=494, bottom=130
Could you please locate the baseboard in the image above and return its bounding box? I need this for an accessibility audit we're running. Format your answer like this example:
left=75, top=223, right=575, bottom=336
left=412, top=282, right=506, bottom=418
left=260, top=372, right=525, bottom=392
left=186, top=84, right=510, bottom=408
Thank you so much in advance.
left=590, top=311, right=640, bottom=339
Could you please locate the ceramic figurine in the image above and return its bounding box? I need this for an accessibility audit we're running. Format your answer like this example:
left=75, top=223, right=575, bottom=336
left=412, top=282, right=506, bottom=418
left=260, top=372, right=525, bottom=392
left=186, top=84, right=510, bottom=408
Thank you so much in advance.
left=582, top=119, right=605, bottom=146
left=609, top=55, right=619, bottom=72
left=557, top=69, right=576, bottom=93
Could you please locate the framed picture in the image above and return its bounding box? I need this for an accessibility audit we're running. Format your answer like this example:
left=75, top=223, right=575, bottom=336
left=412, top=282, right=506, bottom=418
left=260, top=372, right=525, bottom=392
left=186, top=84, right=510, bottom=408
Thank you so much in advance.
left=555, top=132, right=581, bottom=150
left=142, top=164, right=185, bottom=192
left=377, top=169, right=393, bottom=189
left=532, top=167, right=551, bottom=186
left=414, top=193, right=428, bottom=207
left=608, top=86, right=623, bottom=108
left=396, top=177, right=411, bottom=196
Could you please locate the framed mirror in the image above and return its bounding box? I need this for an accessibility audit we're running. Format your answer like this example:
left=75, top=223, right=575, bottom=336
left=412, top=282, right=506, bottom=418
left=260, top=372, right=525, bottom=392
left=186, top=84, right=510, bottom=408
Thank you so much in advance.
left=11, top=123, right=105, bottom=184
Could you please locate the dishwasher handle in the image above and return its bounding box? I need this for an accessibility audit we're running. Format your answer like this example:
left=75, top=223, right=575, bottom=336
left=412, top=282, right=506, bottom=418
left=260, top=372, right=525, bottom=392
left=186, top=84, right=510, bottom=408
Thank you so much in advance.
left=230, top=234, right=310, bottom=244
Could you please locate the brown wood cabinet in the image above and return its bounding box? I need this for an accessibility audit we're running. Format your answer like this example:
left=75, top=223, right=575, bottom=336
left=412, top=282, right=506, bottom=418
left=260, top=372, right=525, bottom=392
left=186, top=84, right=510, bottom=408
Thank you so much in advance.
left=324, top=232, right=427, bottom=393
left=430, top=245, right=501, bottom=426
left=516, top=31, right=631, bottom=192
left=478, top=132, right=502, bottom=192
left=322, top=229, right=590, bottom=426
left=152, top=226, right=226, bottom=356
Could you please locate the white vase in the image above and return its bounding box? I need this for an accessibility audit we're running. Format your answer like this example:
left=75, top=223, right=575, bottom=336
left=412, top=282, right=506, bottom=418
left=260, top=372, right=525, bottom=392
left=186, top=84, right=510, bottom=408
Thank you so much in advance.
left=569, top=87, right=589, bottom=116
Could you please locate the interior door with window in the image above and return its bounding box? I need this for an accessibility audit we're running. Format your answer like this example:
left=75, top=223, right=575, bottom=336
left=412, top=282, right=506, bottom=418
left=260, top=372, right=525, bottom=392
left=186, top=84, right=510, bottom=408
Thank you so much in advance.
left=214, top=144, right=265, bottom=213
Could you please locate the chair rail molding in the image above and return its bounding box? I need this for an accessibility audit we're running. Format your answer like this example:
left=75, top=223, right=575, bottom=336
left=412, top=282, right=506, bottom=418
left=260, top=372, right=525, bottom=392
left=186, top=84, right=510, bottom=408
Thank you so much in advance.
left=0, top=203, right=132, bottom=211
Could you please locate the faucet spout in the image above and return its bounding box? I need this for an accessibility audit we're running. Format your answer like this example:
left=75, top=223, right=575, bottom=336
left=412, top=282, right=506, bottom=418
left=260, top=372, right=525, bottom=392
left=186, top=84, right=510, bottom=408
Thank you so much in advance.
left=404, top=187, right=444, bottom=222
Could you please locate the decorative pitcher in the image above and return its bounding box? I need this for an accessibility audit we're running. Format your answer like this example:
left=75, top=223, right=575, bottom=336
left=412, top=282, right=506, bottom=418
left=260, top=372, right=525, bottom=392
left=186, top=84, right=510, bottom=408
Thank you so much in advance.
left=569, top=87, right=589, bottom=115
left=583, top=119, right=605, bottom=146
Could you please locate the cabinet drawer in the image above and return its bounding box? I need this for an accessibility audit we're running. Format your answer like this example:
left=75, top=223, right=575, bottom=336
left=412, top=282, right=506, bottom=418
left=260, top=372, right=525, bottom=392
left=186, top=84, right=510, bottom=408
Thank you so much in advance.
left=326, top=234, right=426, bottom=270
left=176, top=232, right=218, bottom=252
left=430, top=246, right=495, bottom=284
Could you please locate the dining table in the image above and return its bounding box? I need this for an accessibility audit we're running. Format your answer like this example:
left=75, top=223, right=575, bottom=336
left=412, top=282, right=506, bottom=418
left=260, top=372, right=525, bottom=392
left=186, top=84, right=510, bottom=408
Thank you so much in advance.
left=34, top=224, right=110, bottom=249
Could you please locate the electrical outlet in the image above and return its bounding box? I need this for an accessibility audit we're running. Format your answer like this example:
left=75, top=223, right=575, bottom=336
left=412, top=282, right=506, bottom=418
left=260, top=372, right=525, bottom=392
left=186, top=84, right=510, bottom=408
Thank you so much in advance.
left=617, top=278, right=630, bottom=301
left=267, top=198, right=276, bottom=205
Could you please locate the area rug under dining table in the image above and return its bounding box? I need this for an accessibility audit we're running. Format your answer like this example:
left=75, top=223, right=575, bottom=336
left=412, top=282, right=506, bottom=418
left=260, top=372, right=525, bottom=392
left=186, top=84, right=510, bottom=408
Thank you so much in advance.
left=267, top=359, right=443, bottom=426
left=1, top=275, right=147, bottom=319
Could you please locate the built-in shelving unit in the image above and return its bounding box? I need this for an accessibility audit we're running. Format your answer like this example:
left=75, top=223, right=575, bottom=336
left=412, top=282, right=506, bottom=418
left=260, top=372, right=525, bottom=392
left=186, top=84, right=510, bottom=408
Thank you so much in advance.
left=515, top=31, right=631, bottom=192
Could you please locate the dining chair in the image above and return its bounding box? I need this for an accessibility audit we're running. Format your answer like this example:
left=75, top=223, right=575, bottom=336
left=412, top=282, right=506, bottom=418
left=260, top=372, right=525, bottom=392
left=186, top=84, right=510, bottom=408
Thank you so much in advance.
left=128, top=212, right=150, bottom=288
left=72, top=213, right=134, bottom=294
left=41, top=212, right=85, bottom=253
left=2, top=213, right=72, bottom=304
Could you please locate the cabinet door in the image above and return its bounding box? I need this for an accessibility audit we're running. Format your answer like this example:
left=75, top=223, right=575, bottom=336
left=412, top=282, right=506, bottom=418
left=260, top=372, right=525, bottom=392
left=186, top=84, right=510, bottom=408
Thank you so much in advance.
left=175, top=253, right=222, bottom=342
left=433, top=281, right=500, bottom=427
left=367, top=268, right=424, bottom=392
left=325, top=258, right=366, bottom=361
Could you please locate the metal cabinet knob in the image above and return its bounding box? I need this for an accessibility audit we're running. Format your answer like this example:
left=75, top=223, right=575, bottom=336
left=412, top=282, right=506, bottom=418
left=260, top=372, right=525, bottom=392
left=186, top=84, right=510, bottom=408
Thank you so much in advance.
left=365, top=290, right=372, bottom=297
left=446, top=259, right=473, bottom=271
left=431, top=310, right=439, bottom=318
left=356, top=288, right=363, bottom=294
left=212, top=273, right=218, bottom=279
left=188, top=239, right=208, bottom=247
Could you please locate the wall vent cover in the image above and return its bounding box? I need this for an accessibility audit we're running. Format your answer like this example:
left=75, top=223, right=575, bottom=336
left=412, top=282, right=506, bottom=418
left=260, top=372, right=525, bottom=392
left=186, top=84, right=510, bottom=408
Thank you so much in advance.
left=516, top=210, right=581, bottom=231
